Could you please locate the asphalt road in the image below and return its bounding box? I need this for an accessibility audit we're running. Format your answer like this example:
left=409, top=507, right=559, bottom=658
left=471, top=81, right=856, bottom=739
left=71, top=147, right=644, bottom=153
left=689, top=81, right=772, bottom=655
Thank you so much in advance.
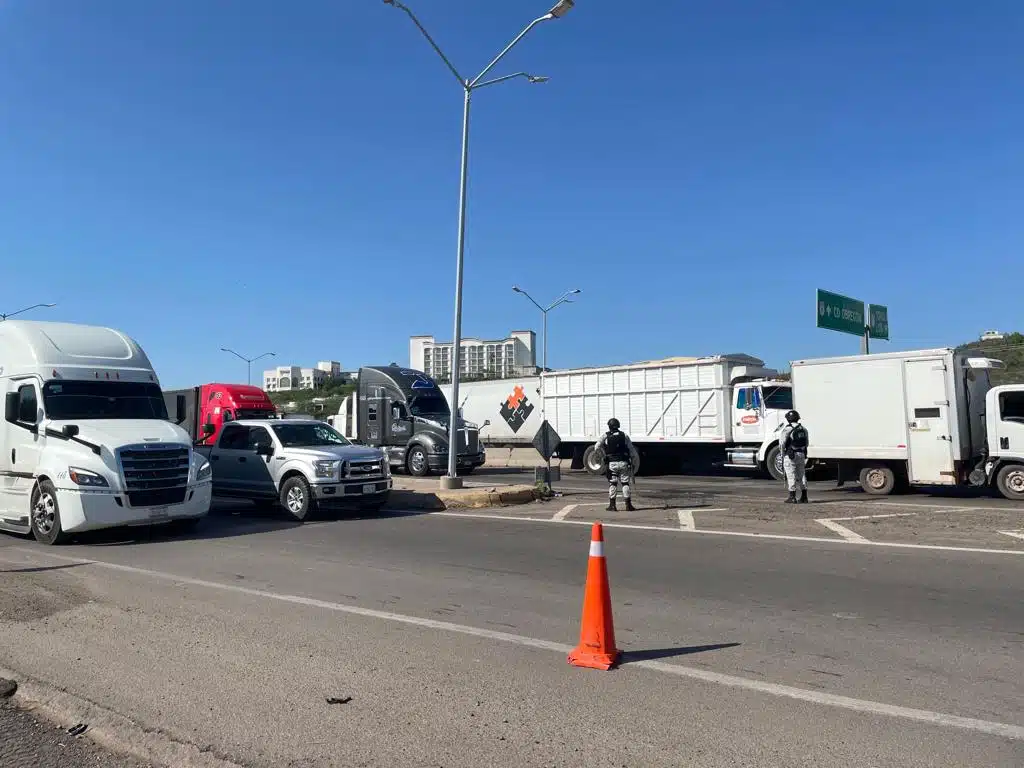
left=0, top=480, right=1022, bottom=767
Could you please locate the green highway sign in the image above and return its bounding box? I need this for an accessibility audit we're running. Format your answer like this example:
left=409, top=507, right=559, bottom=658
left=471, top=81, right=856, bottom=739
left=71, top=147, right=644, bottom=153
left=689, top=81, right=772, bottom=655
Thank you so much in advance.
left=869, top=304, right=889, bottom=340
left=817, top=289, right=866, bottom=337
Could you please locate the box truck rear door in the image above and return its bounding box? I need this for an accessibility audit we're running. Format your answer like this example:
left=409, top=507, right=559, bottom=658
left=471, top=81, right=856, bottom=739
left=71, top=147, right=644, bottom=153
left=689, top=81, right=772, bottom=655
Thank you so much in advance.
left=904, top=358, right=955, bottom=484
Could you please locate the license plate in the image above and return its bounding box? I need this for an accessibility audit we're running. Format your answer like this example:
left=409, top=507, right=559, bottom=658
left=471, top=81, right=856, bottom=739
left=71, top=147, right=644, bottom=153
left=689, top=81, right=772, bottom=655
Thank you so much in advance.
left=149, top=506, right=169, bottom=520
left=362, top=484, right=377, bottom=495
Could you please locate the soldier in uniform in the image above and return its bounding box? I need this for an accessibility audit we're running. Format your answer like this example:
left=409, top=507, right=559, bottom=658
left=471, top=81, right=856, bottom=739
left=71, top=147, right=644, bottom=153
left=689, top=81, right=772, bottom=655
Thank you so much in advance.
left=594, top=418, right=640, bottom=511
left=778, top=409, right=809, bottom=503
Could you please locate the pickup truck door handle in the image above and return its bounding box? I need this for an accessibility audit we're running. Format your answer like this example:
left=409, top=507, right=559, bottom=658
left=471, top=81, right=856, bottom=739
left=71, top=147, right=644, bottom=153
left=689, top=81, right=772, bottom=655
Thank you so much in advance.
left=238, top=456, right=247, bottom=463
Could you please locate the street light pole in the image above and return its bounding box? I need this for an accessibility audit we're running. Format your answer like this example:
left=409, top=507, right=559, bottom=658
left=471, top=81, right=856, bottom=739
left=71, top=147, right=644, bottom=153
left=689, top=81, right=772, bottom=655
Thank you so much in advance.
left=220, top=348, right=275, bottom=386
left=0, top=302, right=57, bottom=321
left=385, top=0, right=576, bottom=490
left=512, top=286, right=581, bottom=488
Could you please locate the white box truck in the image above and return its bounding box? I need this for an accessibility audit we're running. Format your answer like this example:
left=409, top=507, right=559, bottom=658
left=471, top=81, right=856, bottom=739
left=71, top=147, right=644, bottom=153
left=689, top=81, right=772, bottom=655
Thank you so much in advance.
left=790, top=348, right=1024, bottom=500
left=0, top=320, right=213, bottom=544
left=442, top=355, right=796, bottom=478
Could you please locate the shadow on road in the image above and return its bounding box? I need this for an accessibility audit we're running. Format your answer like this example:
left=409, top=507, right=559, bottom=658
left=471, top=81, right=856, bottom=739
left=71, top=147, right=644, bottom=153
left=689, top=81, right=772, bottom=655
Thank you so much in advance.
left=620, top=642, right=740, bottom=664
left=0, top=562, right=90, bottom=574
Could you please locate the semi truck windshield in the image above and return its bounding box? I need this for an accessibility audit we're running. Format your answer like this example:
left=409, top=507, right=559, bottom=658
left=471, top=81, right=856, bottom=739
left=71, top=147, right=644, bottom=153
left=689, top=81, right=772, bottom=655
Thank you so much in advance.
left=409, top=395, right=449, bottom=418
left=42, top=381, right=169, bottom=421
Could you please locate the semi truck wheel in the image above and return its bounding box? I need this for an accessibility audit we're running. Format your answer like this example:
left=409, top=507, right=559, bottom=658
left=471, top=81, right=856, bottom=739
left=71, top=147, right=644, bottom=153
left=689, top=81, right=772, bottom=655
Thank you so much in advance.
left=859, top=465, right=896, bottom=496
left=406, top=445, right=429, bottom=477
left=582, top=446, right=603, bottom=475
left=30, top=480, right=70, bottom=545
left=280, top=475, right=315, bottom=521
left=995, top=464, right=1024, bottom=501
left=765, top=445, right=785, bottom=482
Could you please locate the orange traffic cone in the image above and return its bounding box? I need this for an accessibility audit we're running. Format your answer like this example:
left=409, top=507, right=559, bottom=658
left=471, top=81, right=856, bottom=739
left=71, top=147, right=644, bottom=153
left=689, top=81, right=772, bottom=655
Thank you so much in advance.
left=568, top=522, right=621, bottom=670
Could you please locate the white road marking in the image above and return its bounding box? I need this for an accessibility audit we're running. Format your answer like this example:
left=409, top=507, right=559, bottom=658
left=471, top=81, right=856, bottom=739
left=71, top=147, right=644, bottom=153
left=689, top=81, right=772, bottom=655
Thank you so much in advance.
left=4, top=547, right=1023, bottom=742
left=997, top=530, right=1024, bottom=542
left=677, top=510, right=695, bottom=531
left=433, top=512, right=1024, bottom=555
left=552, top=504, right=577, bottom=521
left=814, top=519, right=871, bottom=542
left=829, top=512, right=919, bottom=522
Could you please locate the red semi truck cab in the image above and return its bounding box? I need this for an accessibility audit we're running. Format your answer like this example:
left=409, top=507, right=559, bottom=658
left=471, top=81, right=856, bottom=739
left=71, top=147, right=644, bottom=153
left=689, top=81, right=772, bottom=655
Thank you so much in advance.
left=164, top=383, right=276, bottom=445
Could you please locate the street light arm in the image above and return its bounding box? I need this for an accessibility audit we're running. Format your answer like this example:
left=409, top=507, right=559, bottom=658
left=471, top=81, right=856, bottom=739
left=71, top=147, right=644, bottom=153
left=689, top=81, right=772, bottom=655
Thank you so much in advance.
left=251, top=352, right=276, bottom=363
left=384, top=0, right=466, bottom=86
left=220, top=348, right=250, bottom=364
left=473, top=72, right=546, bottom=90
left=513, top=287, right=545, bottom=313
left=545, top=290, right=578, bottom=311
left=469, top=15, right=551, bottom=88
left=0, top=302, right=57, bottom=320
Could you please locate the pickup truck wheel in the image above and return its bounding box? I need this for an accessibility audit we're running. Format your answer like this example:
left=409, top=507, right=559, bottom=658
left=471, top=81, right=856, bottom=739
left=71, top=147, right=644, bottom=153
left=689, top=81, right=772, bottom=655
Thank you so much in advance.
left=406, top=446, right=430, bottom=477
left=582, top=446, right=603, bottom=475
left=859, top=465, right=896, bottom=496
left=31, top=480, right=71, bottom=545
left=280, top=476, right=315, bottom=521
left=995, top=464, right=1024, bottom=501
left=765, top=445, right=785, bottom=482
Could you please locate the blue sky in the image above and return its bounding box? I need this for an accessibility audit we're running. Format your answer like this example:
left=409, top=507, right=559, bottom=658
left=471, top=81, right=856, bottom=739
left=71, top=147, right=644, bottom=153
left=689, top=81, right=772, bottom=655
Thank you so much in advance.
left=1, top=0, right=1021, bottom=388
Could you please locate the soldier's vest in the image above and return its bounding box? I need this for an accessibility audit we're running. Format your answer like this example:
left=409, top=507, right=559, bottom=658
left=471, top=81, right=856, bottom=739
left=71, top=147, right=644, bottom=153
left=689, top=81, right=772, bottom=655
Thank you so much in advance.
left=605, top=430, right=629, bottom=462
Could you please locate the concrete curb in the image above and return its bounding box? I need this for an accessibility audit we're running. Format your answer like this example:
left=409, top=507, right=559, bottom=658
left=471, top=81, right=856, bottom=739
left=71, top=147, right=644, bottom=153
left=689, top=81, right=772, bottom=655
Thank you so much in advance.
left=388, top=484, right=540, bottom=511
left=0, top=665, right=244, bottom=768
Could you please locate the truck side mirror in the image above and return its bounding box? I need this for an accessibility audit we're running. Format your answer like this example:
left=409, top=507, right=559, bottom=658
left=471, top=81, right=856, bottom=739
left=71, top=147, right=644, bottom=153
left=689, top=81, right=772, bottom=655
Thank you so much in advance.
left=62, top=425, right=80, bottom=438
left=482, top=420, right=491, bottom=428
left=176, top=395, right=187, bottom=425
left=254, top=442, right=274, bottom=457
left=202, top=423, right=216, bottom=438
left=4, top=393, right=18, bottom=424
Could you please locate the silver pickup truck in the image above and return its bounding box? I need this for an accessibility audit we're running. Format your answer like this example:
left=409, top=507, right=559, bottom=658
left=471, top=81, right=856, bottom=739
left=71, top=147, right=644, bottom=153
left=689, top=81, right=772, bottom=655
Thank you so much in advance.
left=195, top=419, right=391, bottom=521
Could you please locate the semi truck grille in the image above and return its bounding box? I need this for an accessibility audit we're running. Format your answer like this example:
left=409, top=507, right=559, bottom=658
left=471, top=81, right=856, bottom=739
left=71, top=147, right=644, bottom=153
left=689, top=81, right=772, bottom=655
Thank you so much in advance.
left=457, top=429, right=479, bottom=455
left=117, top=444, right=190, bottom=508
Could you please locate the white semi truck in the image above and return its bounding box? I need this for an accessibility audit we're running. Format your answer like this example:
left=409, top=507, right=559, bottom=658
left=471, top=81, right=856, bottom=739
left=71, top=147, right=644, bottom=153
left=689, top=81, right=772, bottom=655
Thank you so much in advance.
left=443, top=355, right=796, bottom=478
left=789, top=348, right=1024, bottom=500
left=0, top=320, right=213, bottom=544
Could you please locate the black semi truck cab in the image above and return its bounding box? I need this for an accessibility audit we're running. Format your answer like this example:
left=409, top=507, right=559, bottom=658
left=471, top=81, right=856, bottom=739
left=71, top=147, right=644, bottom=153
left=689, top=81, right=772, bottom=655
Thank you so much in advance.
left=330, top=366, right=485, bottom=477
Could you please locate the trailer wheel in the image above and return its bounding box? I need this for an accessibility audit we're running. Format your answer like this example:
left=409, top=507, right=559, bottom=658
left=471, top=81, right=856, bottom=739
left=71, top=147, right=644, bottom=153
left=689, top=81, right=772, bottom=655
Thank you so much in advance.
left=582, top=445, right=603, bottom=475
left=995, top=463, right=1024, bottom=501
left=859, top=465, right=896, bottom=496
left=765, top=445, right=785, bottom=482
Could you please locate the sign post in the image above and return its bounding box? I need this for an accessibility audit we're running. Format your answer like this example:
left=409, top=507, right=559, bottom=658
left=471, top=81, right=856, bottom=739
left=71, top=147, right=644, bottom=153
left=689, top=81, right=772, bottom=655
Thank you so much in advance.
left=816, top=290, right=890, bottom=353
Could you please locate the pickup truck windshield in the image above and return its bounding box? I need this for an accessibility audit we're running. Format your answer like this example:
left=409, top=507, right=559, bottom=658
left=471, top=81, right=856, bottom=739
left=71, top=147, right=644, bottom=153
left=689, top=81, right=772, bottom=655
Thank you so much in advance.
left=762, top=387, right=794, bottom=411
left=42, top=380, right=169, bottom=421
left=409, top=395, right=450, bottom=419
left=272, top=423, right=350, bottom=447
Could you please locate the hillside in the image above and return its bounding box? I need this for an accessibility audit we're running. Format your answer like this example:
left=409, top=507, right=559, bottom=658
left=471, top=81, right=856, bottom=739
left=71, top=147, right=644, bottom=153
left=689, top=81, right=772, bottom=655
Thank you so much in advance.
left=957, top=332, right=1024, bottom=386
left=267, top=380, right=354, bottom=418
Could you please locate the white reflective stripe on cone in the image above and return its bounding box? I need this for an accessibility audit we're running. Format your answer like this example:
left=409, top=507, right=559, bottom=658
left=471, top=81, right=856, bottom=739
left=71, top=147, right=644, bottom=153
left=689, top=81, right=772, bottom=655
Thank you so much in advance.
left=589, top=541, right=604, bottom=557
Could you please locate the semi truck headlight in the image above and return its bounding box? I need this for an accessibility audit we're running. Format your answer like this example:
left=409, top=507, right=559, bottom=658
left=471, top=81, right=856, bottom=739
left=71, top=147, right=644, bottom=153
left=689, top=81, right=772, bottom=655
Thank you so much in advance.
left=314, top=460, right=340, bottom=479
left=69, top=467, right=109, bottom=487
left=197, top=460, right=212, bottom=482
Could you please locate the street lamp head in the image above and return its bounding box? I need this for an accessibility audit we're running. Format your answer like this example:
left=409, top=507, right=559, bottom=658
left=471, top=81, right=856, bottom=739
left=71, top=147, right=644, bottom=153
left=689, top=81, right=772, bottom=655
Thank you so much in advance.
left=570, top=288, right=581, bottom=294
left=512, top=286, right=523, bottom=293
left=547, top=0, right=575, bottom=18
left=527, top=75, right=550, bottom=84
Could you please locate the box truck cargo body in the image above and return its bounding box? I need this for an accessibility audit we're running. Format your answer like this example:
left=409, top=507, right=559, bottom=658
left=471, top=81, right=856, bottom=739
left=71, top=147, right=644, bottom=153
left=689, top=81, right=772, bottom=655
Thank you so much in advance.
left=790, top=348, right=1024, bottom=500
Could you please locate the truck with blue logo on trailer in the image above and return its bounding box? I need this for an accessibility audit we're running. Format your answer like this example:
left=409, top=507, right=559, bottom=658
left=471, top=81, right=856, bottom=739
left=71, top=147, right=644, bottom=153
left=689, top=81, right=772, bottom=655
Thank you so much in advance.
left=330, top=366, right=485, bottom=476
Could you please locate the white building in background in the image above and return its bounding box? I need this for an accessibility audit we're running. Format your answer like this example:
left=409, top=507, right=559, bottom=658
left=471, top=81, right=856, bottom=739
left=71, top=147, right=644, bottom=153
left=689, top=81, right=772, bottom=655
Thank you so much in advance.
left=263, top=361, right=352, bottom=392
left=410, top=331, right=537, bottom=382
left=980, top=330, right=1006, bottom=342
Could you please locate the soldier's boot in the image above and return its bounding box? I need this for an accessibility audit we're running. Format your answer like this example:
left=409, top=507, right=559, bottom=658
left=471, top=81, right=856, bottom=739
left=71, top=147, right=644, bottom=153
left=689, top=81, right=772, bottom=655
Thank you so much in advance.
left=785, top=491, right=797, bottom=504
left=606, top=498, right=617, bottom=512
left=624, top=498, right=636, bottom=512
left=798, top=489, right=808, bottom=504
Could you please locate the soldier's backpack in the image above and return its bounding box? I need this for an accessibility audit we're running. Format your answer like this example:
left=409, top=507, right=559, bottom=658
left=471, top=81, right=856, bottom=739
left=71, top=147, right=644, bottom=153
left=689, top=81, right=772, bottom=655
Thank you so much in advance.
left=789, top=424, right=808, bottom=451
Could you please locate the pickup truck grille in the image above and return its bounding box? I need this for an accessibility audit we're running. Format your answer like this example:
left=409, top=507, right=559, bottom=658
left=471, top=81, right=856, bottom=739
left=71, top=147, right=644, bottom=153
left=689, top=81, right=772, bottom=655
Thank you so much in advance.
left=345, top=460, right=385, bottom=479
left=117, top=444, right=190, bottom=508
